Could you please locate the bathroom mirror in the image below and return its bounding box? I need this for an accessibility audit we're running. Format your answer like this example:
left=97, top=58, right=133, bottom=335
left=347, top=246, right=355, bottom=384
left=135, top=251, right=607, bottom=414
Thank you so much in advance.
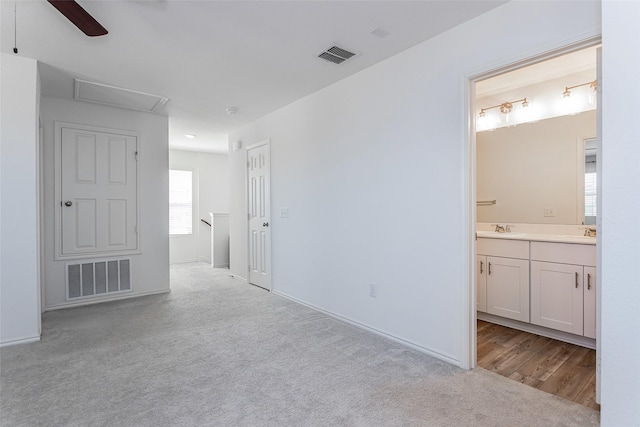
left=475, top=46, right=598, bottom=226
left=476, top=111, right=596, bottom=225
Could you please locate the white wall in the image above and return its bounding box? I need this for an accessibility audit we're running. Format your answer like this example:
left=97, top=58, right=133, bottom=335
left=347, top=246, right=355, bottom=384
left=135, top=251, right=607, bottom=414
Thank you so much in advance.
left=169, top=150, right=229, bottom=264
left=0, top=54, right=41, bottom=345
left=229, top=1, right=601, bottom=364
left=40, top=96, right=170, bottom=309
left=197, top=152, right=230, bottom=262
left=477, top=111, right=596, bottom=224
left=600, top=0, right=640, bottom=424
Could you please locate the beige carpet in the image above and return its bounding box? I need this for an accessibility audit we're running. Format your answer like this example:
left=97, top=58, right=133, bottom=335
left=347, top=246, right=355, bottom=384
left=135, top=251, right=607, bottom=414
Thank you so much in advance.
left=0, top=263, right=599, bottom=426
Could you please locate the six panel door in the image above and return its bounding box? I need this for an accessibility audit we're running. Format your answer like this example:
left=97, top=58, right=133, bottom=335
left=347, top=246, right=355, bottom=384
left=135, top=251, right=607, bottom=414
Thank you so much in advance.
left=247, top=143, right=270, bottom=290
left=61, top=127, right=138, bottom=256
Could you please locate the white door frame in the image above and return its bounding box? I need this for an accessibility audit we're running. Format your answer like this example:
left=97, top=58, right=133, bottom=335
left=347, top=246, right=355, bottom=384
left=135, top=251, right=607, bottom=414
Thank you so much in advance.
left=463, top=36, right=602, bottom=371
left=246, top=139, right=272, bottom=291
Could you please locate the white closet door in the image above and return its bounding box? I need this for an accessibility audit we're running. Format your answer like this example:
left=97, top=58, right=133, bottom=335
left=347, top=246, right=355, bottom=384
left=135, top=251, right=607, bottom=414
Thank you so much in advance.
left=61, top=126, right=138, bottom=256
left=247, top=142, right=271, bottom=290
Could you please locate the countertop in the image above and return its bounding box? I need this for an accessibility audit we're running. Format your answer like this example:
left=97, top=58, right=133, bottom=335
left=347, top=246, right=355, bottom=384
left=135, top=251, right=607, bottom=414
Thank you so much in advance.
left=476, top=230, right=596, bottom=245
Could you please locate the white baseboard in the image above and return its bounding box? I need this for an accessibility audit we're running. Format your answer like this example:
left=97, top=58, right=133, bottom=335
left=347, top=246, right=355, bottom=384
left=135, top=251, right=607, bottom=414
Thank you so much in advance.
left=272, top=290, right=461, bottom=367
left=170, top=259, right=199, bottom=265
left=213, top=263, right=230, bottom=268
left=0, top=335, right=41, bottom=348
left=477, top=312, right=596, bottom=349
left=45, top=289, right=171, bottom=312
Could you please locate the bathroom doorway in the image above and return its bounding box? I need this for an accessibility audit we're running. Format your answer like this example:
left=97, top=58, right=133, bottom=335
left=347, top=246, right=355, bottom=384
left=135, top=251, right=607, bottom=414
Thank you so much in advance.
left=470, top=42, right=601, bottom=409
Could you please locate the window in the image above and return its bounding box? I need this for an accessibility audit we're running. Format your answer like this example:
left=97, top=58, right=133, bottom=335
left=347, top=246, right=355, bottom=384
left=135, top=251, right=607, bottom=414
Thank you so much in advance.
left=169, top=170, right=193, bottom=235
left=584, top=146, right=596, bottom=225
left=584, top=172, right=596, bottom=224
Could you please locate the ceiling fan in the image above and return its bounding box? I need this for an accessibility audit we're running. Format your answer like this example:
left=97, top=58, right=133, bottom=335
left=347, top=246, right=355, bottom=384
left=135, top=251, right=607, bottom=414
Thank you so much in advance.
left=47, top=0, right=108, bottom=37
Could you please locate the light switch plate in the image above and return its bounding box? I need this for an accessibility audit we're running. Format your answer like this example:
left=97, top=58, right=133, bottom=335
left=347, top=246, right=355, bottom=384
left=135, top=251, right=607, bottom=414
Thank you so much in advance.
left=280, top=207, right=289, bottom=218
left=369, top=283, right=378, bottom=298
left=544, top=207, right=556, bottom=217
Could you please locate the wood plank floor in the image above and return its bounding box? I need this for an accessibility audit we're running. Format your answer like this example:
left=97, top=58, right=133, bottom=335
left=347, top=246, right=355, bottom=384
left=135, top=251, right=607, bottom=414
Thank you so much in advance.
left=477, top=320, right=599, bottom=410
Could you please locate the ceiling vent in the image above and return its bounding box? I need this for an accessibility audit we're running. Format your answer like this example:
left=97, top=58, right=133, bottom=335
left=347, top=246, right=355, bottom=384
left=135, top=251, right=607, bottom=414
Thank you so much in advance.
left=74, top=79, right=169, bottom=113
left=317, top=45, right=358, bottom=65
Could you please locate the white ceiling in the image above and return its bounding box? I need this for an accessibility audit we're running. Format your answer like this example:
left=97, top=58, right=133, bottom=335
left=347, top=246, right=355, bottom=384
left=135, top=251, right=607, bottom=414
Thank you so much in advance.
left=1, top=0, right=508, bottom=152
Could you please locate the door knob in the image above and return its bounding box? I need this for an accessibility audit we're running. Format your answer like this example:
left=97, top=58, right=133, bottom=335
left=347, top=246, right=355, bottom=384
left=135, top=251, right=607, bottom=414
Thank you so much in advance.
left=64, top=201, right=73, bottom=207
left=263, top=222, right=269, bottom=227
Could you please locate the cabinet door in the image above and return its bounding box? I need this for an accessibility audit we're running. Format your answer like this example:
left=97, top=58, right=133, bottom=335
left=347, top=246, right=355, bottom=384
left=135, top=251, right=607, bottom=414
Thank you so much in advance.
left=476, top=255, right=487, bottom=313
left=583, top=266, right=597, bottom=339
left=486, top=256, right=529, bottom=322
left=531, top=261, right=583, bottom=335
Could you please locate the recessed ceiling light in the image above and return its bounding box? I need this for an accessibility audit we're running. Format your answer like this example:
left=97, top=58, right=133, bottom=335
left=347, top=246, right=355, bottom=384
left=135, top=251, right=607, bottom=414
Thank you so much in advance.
left=185, top=134, right=196, bottom=139
left=226, top=107, right=238, bottom=115
left=370, top=28, right=389, bottom=38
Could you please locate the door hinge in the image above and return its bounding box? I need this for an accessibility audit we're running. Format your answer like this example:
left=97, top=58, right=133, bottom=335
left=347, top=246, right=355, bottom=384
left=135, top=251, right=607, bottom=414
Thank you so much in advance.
left=134, top=225, right=138, bottom=234
left=135, top=151, right=139, bottom=160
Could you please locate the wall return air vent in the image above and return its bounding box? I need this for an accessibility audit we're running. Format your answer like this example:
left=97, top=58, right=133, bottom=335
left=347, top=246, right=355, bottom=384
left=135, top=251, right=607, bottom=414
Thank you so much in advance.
left=317, top=45, right=358, bottom=65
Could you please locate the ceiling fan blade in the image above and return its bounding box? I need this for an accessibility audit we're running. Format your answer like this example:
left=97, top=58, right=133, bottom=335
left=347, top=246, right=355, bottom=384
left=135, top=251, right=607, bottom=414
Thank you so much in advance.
left=47, top=0, right=108, bottom=37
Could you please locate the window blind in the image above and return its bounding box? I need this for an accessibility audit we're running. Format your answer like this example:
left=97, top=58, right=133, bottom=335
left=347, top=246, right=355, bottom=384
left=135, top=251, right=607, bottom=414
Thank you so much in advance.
left=169, top=170, right=193, bottom=235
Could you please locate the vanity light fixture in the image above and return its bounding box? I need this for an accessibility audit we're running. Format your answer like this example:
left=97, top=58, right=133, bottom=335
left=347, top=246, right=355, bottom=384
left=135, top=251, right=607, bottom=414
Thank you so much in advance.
left=562, top=80, right=596, bottom=98
left=478, top=97, right=529, bottom=119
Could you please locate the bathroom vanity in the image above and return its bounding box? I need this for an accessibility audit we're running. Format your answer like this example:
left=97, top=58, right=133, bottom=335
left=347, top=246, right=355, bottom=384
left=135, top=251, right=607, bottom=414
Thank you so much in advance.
left=476, top=230, right=596, bottom=348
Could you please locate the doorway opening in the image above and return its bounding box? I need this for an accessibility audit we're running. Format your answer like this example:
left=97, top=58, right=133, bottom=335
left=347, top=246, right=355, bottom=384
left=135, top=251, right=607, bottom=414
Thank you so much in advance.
left=469, top=42, right=601, bottom=410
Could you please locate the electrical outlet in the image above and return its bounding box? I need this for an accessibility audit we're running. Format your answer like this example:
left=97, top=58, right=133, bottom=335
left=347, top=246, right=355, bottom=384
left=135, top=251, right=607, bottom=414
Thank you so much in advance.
left=369, top=283, right=378, bottom=298
left=544, top=207, right=556, bottom=217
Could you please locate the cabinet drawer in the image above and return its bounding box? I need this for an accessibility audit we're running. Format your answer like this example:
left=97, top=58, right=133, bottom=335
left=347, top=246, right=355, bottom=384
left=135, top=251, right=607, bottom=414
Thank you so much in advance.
left=477, top=238, right=529, bottom=259
left=530, top=242, right=596, bottom=266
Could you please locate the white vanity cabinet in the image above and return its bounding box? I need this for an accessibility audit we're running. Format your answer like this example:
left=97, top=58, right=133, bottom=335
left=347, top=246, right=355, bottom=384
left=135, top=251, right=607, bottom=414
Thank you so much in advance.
left=530, top=242, right=596, bottom=338
left=476, top=255, right=487, bottom=312
left=583, top=266, right=597, bottom=339
left=476, top=238, right=530, bottom=322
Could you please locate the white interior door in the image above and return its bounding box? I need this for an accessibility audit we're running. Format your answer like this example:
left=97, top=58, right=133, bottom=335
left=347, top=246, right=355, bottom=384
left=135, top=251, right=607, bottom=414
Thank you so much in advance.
left=247, top=141, right=271, bottom=290
left=595, top=46, right=602, bottom=404
left=60, top=126, right=138, bottom=257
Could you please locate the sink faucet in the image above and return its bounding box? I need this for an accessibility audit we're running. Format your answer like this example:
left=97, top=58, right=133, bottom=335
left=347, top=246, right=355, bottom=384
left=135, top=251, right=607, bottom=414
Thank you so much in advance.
left=494, top=224, right=505, bottom=233
left=584, top=227, right=596, bottom=237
